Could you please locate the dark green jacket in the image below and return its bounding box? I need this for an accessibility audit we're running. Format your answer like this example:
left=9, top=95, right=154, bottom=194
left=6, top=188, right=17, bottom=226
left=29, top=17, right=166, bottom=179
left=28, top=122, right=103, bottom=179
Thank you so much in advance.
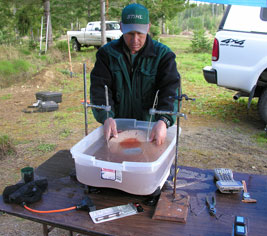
left=90, top=35, right=180, bottom=125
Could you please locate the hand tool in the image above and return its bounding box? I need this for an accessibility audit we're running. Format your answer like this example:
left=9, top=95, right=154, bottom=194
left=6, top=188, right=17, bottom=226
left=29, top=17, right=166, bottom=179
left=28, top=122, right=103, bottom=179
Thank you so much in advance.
left=242, top=180, right=257, bottom=203
left=206, top=195, right=216, bottom=216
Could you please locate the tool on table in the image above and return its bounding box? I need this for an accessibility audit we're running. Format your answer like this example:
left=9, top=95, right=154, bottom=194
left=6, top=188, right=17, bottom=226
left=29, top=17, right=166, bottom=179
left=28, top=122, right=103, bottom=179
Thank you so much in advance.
left=232, top=216, right=247, bottom=236
left=152, top=82, right=195, bottom=223
left=214, top=168, right=243, bottom=194
left=242, top=180, right=257, bottom=203
left=82, top=63, right=111, bottom=137
left=205, top=195, right=216, bottom=216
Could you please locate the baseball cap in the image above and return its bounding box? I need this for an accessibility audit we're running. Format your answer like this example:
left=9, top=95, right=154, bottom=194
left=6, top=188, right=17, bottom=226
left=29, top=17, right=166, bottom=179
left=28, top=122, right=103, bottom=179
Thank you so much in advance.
left=121, top=3, right=149, bottom=34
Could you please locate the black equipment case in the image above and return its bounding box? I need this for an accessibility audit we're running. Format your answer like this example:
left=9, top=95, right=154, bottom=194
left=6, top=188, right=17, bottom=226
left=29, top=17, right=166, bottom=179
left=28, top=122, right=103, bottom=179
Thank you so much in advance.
left=36, top=91, right=62, bottom=103
left=38, top=101, right=59, bottom=112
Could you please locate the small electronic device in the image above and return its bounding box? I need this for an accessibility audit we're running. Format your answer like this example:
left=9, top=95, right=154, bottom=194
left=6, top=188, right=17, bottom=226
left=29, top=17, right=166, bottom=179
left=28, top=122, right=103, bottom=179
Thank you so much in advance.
left=232, top=216, right=247, bottom=236
left=214, top=168, right=243, bottom=194
left=89, top=203, right=142, bottom=224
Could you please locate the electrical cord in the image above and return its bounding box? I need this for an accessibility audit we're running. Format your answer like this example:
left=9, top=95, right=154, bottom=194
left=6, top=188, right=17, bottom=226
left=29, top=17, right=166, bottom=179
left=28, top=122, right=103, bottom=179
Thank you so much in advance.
left=23, top=203, right=76, bottom=213
left=22, top=196, right=96, bottom=214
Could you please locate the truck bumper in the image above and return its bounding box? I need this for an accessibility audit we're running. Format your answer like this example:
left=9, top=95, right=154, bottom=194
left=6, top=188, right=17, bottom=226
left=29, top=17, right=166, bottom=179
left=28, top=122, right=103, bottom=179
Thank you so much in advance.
left=203, top=66, right=217, bottom=84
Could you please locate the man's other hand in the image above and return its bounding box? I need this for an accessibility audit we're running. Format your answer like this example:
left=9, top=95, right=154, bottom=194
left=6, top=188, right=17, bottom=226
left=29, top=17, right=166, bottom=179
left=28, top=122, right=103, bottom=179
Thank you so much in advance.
left=149, top=120, right=167, bottom=145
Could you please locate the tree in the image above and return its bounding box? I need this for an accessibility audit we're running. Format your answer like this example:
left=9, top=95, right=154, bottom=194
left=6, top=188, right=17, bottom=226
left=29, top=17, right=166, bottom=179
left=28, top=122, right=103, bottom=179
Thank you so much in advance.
left=43, top=0, right=53, bottom=48
left=100, top=0, right=106, bottom=46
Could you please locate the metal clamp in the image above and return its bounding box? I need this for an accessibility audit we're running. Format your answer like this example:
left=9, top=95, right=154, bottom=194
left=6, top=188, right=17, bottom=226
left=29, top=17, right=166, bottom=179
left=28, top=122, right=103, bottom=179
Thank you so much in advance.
left=149, top=108, right=187, bottom=119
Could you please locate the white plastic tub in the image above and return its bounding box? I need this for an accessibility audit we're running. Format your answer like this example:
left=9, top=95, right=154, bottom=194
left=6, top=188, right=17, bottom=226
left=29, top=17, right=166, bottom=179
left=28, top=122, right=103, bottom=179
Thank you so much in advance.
left=70, top=119, right=178, bottom=195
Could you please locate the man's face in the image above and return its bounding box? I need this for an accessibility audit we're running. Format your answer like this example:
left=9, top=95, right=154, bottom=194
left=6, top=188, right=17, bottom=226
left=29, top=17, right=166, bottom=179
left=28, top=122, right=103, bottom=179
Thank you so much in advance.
left=123, top=31, right=147, bottom=54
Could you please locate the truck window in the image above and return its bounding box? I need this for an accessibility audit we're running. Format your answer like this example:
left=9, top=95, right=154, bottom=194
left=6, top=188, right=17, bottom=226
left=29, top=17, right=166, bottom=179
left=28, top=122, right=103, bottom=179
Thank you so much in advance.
left=87, top=24, right=93, bottom=31
left=223, top=6, right=267, bottom=33
left=260, top=8, right=267, bottom=21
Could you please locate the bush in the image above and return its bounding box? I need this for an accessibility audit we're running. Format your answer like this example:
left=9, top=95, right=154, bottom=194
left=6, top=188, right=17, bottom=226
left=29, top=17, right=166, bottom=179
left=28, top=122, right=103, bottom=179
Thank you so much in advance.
left=191, top=29, right=211, bottom=53
left=55, top=40, right=68, bottom=52
left=150, top=24, right=160, bottom=40
left=0, top=134, right=16, bottom=159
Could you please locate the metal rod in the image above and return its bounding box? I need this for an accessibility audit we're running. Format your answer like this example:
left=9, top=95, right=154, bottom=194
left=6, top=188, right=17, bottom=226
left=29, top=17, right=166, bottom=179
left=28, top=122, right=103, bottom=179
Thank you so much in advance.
left=149, top=108, right=186, bottom=118
left=147, top=90, right=159, bottom=141
left=173, top=81, right=182, bottom=197
left=83, top=63, right=88, bottom=136
left=105, top=85, right=109, bottom=119
left=86, top=104, right=111, bottom=111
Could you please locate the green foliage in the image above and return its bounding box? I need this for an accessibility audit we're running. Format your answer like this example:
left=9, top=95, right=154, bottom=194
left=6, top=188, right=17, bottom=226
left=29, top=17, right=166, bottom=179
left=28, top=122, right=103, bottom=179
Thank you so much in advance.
left=28, top=39, right=38, bottom=50
left=150, top=25, right=160, bottom=40
left=0, top=94, right=12, bottom=100
left=253, top=132, right=267, bottom=145
left=37, top=143, right=56, bottom=153
left=0, top=59, right=30, bottom=76
left=0, top=134, right=16, bottom=159
left=176, top=3, right=225, bottom=33
left=55, top=40, right=68, bottom=52
left=191, top=29, right=211, bottom=53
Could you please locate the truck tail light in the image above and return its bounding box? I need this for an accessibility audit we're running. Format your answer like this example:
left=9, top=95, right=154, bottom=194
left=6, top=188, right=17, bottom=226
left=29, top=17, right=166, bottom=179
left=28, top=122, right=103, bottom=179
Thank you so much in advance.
left=212, top=38, right=219, bottom=61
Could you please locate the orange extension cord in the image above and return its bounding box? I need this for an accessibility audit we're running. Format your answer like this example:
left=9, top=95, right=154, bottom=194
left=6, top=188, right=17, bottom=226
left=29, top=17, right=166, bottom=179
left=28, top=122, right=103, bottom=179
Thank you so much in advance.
left=24, top=204, right=76, bottom=213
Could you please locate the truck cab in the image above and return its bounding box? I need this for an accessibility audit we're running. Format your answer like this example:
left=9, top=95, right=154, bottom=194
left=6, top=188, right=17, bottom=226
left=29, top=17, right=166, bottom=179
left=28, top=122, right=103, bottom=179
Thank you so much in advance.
left=203, top=5, right=267, bottom=124
left=67, top=21, right=122, bottom=51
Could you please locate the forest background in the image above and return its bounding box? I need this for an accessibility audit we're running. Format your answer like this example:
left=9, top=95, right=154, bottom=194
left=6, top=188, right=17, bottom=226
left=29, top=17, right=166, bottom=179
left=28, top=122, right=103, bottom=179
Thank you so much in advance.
left=0, top=0, right=225, bottom=46
left=0, top=0, right=225, bottom=88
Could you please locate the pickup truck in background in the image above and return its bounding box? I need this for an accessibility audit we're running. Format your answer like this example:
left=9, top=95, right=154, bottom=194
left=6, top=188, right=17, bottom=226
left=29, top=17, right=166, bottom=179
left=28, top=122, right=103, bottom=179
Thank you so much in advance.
left=203, top=5, right=267, bottom=125
left=67, top=21, right=122, bottom=51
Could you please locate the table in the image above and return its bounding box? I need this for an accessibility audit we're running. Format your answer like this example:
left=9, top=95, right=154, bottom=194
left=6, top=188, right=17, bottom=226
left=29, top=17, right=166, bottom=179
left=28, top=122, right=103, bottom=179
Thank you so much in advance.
left=1, top=150, right=267, bottom=236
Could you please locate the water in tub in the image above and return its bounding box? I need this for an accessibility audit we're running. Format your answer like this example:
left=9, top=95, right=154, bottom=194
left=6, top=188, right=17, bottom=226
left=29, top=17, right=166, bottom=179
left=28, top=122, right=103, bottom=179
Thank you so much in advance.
left=83, top=129, right=171, bottom=163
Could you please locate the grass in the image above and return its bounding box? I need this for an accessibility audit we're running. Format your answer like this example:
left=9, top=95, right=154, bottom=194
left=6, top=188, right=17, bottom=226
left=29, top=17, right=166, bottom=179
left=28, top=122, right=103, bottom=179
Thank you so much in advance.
left=253, top=132, right=267, bottom=146
left=36, top=143, right=57, bottom=153
left=0, top=134, right=16, bottom=159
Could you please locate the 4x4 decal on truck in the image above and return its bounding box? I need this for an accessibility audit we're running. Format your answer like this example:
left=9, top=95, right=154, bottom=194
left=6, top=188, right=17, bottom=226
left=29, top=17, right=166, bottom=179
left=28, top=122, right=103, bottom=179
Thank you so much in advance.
left=220, top=38, right=245, bottom=48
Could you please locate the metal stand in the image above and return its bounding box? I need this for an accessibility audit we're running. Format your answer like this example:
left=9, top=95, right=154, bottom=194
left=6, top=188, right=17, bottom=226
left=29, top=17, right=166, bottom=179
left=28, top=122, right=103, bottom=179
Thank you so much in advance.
left=82, top=63, right=111, bottom=136
left=148, top=86, right=195, bottom=197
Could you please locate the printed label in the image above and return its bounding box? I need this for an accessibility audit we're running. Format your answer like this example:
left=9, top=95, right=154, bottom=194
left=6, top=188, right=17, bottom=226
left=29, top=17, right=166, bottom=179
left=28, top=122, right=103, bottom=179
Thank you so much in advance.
left=101, top=168, right=122, bottom=183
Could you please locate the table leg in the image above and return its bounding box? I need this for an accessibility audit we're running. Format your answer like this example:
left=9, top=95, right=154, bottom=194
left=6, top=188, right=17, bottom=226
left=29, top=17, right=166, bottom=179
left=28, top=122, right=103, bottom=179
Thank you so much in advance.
left=69, top=231, right=73, bottom=236
left=42, top=224, right=55, bottom=236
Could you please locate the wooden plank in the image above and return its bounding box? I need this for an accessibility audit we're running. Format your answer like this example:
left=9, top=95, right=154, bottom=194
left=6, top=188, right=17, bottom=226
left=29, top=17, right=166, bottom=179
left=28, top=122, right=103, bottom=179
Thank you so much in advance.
left=153, top=192, right=190, bottom=223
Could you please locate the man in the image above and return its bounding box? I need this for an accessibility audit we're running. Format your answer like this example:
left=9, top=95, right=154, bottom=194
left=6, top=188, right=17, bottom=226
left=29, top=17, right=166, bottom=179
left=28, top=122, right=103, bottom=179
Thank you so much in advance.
left=90, top=3, right=180, bottom=145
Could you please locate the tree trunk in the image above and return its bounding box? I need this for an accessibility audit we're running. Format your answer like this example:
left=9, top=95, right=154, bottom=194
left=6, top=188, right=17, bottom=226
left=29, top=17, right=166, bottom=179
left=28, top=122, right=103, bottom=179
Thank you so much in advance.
left=87, top=0, right=91, bottom=20
left=161, top=17, right=166, bottom=35
left=43, top=0, right=53, bottom=48
left=100, top=0, right=106, bottom=46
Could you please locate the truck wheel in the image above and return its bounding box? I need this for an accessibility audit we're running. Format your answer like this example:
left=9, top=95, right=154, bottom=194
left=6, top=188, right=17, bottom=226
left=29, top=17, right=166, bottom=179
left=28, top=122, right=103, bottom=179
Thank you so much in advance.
left=258, top=87, right=267, bottom=123
left=72, top=39, right=81, bottom=52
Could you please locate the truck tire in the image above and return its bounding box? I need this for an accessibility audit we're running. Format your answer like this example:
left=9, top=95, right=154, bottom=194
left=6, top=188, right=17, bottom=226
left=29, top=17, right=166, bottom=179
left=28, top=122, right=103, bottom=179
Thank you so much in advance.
left=72, top=39, right=81, bottom=52
left=258, top=87, right=267, bottom=123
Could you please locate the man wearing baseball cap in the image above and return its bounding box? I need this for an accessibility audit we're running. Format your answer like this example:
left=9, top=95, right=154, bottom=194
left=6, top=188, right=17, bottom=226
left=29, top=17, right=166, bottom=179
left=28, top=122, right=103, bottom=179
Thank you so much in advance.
left=90, top=3, right=180, bottom=145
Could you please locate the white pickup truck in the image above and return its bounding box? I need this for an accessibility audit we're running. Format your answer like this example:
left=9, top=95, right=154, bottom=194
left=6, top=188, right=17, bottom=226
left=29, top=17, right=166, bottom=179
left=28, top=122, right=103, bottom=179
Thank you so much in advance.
left=203, top=5, right=267, bottom=125
left=67, top=21, right=122, bottom=51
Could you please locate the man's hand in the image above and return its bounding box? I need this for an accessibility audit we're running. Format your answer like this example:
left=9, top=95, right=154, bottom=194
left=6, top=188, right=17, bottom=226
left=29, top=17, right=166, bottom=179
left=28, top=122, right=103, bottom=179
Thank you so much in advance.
left=149, top=120, right=167, bottom=146
left=104, top=118, right=118, bottom=141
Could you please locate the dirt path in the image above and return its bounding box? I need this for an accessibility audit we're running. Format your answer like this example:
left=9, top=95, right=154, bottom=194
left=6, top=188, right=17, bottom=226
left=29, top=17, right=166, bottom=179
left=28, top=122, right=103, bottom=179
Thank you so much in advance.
left=0, top=63, right=266, bottom=235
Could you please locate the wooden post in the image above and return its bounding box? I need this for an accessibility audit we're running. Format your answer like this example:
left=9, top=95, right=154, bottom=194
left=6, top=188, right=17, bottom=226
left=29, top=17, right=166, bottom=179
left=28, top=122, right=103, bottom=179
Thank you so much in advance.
left=45, top=14, right=49, bottom=53
left=39, top=16, right=43, bottom=55
left=67, top=35, right=73, bottom=78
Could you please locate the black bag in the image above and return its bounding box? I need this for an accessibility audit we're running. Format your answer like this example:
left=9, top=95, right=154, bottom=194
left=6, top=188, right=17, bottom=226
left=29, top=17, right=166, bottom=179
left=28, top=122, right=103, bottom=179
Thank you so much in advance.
left=38, top=101, right=59, bottom=112
left=3, top=179, right=48, bottom=204
left=36, top=91, right=62, bottom=103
